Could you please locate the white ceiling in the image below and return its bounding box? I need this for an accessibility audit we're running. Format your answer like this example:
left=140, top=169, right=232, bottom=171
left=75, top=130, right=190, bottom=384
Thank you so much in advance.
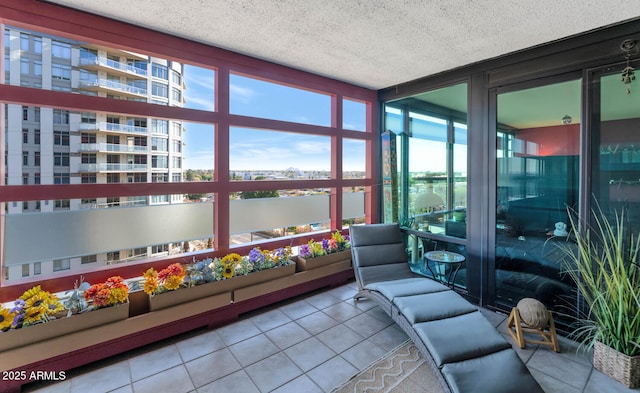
left=47, top=0, right=640, bottom=90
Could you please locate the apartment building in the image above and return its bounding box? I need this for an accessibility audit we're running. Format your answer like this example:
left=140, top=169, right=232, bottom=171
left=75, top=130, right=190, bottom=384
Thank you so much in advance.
left=3, top=27, right=186, bottom=280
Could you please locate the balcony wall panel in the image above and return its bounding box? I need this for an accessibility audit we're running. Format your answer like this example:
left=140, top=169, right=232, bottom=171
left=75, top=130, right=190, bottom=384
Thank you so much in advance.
left=4, top=203, right=214, bottom=265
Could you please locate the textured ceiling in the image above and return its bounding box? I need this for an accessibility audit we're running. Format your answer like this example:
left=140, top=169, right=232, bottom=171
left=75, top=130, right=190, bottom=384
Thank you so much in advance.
left=48, top=0, right=640, bottom=90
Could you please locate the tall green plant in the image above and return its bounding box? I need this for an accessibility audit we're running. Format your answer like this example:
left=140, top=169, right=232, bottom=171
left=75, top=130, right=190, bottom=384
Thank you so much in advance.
left=560, top=206, right=640, bottom=356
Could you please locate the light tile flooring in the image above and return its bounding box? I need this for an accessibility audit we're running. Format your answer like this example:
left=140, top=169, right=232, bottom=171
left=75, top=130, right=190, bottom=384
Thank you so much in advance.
left=23, top=280, right=639, bottom=393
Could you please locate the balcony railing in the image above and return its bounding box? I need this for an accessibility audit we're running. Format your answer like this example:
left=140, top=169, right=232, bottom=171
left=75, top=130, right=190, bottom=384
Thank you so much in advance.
left=79, top=122, right=148, bottom=135
left=79, top=143, right=148, bottom=153
left=79, top=56, right=148, bottom=77
left=78, top=163, right=148, bottom=172
left=78, top=79, right=147, bottom=96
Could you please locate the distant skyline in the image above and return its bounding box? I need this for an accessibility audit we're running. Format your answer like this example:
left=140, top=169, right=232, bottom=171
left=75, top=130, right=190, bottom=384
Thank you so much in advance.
left=181, top=66, right=367, bottom=171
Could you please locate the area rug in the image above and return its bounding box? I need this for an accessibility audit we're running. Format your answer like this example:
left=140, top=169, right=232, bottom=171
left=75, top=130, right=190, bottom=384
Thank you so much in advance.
left=332, top=340, right=445, bottom=393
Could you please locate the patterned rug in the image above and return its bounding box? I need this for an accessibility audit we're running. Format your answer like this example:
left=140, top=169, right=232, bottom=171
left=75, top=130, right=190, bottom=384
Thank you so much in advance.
left=332, top=341, right=445, bottom=393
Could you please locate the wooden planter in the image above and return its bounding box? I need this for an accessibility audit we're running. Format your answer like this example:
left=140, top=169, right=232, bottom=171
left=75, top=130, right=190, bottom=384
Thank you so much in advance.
left=0, top=301, right=130, bottom=352
left=295, top=250, right=352, bottom=271
left=148, top=264, right=296, bottom=311
left=593, top=340, right=640, bottom=388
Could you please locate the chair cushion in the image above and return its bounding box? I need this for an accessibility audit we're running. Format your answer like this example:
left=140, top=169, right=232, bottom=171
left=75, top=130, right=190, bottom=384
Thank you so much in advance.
left=350, top=223, right=403, bottom=247
left=442, top=348, right=545, bottom=393
left=413, top=311, right=511, bottom=367
left=394, top=291, right=478, bottom=324
left=366, top=278, right=448, bottom=301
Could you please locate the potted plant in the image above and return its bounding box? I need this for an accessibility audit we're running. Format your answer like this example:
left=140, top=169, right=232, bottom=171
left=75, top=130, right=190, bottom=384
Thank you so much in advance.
left=295, top=231, right=351, bottom=271
left=560, top=205, right=640, bottom=388
left=0, top=278, right=130, bottom=352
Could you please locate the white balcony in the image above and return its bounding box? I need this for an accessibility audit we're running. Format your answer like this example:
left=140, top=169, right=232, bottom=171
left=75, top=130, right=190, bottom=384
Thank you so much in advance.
left=79, top=143, right=148, bottom=154
left=79, top=56, right=148, bottom=78
left=78, top=79, right=147, bottom=97
left=78, top=163, right=148, bottom=172
left=79, top=121, right=148, bottom=135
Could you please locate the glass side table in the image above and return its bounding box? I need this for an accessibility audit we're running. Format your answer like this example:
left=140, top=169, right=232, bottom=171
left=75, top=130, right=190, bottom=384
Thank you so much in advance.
left=424, top=251, right=465, bottom=288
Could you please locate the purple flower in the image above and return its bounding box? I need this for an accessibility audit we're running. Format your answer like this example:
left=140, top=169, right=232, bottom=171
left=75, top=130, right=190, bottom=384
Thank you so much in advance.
left=321, top=239, right=330, bottom=251
left=249, top=247, right=265, bottom=267
left=299, top=244, right=312, bottom=258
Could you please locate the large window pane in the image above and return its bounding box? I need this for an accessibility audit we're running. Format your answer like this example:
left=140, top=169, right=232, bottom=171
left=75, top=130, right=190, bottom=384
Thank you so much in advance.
left=343, top=98, right=367, bottom=131
left=592, top=72, right=640, bottom=230
left=495, top=79, right=580, bottom=317
left=3, top=196, right=213, bottom=282
left=343, top=138, right=365, bottom=179
left=230, top=127, right=330, bottom=176
left=230, top=74, right=331, bottom=126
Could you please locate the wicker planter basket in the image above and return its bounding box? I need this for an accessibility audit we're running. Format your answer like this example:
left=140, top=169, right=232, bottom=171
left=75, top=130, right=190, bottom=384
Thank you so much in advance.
left=593, top=340, right=640, bottom=388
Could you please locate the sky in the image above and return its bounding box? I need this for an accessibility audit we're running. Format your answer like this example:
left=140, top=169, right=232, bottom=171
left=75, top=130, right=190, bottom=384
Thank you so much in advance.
left=181, top=65, right=367, bottom=171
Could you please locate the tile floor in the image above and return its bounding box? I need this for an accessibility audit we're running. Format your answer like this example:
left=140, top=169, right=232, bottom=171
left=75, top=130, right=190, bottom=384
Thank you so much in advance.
left=23, top=280, right=639, bottom=393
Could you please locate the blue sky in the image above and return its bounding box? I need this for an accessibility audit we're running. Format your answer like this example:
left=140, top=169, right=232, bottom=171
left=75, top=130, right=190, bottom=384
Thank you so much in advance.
left=181, top=65, right=367, bottom=171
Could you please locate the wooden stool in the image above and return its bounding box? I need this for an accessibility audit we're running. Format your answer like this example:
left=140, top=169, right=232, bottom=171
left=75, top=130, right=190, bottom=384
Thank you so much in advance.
left=506, top=304, right=560, bottom=353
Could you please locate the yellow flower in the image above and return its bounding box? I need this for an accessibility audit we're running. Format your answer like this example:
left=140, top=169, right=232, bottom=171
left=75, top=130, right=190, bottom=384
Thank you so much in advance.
left=221, top=253, right=242, bottom=267
left=0, top=307, right=14, bottom=331
left=45, top=294, right=65, bottom=315
left=222, top=264, right=235, bottom=279
left=108, top=287, right=129, bottom=305
left=143, top=268, right=160, bottom=295
left=19, top=285, right=44, bottom=301
left=163, top=275, right=183, bottom=291
left=22, top=292, right=48, bottom=325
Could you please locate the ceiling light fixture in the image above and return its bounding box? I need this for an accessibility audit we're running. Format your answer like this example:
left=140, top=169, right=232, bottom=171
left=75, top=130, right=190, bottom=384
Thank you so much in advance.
left=562, top=115, right=572, bottom=125
left=620, top=39, right=636, bottom=94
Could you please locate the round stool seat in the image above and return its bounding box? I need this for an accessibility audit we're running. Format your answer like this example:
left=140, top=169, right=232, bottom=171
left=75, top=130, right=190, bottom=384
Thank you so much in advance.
left=517, top=298, right=549, bottom=329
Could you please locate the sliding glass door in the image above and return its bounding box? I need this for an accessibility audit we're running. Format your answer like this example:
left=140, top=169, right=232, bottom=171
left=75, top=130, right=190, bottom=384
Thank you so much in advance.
left=495, top=79, right=580, bottom=317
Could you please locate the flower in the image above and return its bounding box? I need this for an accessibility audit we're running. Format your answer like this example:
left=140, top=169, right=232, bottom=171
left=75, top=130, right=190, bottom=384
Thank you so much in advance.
left=0, top=307, right=15, bottom=331
left=184, top=258, right=215, bottom=286
left=143, top=263, right=186, bottom=295
left=299, top=231, right=350, bottom=258
left=84, top=276, right=129, bottom=308
left=11, top=285, right=65, bottom=327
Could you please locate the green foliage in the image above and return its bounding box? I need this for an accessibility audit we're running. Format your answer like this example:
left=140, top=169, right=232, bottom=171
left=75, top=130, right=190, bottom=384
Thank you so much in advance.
left=560, top=205, right=640, bottom=356
left=240, top=190, right=279, bottom=199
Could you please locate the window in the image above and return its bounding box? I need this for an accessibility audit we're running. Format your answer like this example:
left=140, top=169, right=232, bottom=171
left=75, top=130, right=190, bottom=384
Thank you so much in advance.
left=33, top=262, right=41, bottom=275
left=54, top=199, right=70, bottom=209
left=53, top=259, right=71, bottom=272
left=34, top=152, right=40, bottom=166
left=152, top=155, right=168, bottom=168
left=81, top=255, right=97, bottom=264
left=81, top=133, right=96, bottom=143
left=23, top=129, right=29, bottom=143
left=34, top=130, right=40, bottom=144
left=51, top=41, right=71, bottom=58
left=81, top=153, right=96, bottom=164
left=52, top=63, right=71, bottom=80
left=22, top=152, right=29, bottom=166
left=171, top=70, right=181, bottom=85
left=22, top=264, right=29, bottom=277
left=53, top=173, right=70, bottom=184
left=152, top=119, right=169, bottom=134
left=152, top=173, right=168, bottom=182
left=151, top=137, right=167, bottom=151
left=152, top=63, right=168, bottom=79
left=81, top=174, right=96, bottom=183
left=53, top=109, right=69, bottom=124
left=152, top=81, right=168, bottom=98
left=54, top=152, right=70, bottom=166
left=171, top=87, right=181, bottom=102
left=20, top=33, right=29, bottom=51
left=107, top=173, right=120, bottom=183
left=53, top=130, right=70, bottom=145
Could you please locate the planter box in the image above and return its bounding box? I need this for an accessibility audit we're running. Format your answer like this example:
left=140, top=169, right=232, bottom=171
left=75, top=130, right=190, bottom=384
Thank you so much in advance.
left=593, top=340, right=640, bottom=388
left=234, top=260, right=350, bottom=302
left=149, top=264, right=295, bottom=311
left=0, top=301, right=130, bottom=352
left=295, top=250, right=352, bottom=271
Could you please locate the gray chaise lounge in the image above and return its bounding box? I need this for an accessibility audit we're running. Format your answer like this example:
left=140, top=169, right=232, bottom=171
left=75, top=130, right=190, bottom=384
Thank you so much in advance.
left=350, top=223, right=544, bottom=393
